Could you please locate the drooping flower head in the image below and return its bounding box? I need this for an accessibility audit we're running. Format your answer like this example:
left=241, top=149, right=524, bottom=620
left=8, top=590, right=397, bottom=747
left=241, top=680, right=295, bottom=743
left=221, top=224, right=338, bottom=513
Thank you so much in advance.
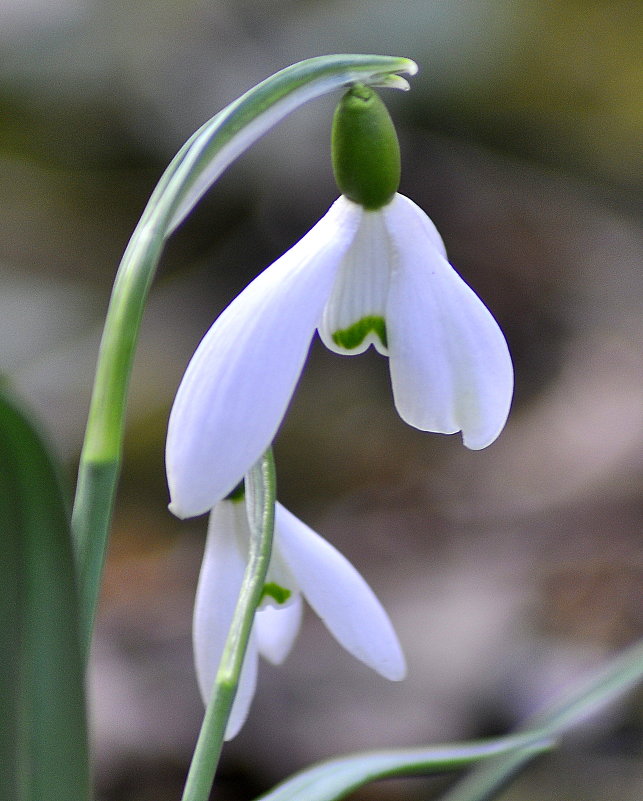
left=167, top=84, right=513, bottom=519
left=194, top=490, right=406, bottom=739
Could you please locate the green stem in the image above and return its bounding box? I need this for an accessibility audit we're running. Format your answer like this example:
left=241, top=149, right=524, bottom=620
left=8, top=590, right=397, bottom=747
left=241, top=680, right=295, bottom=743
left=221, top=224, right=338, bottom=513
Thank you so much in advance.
left=182, top=450, right=276, bottom=801
left=70, top=54, right=417, bottom=659
left=71, top=215, right=168, bottom=662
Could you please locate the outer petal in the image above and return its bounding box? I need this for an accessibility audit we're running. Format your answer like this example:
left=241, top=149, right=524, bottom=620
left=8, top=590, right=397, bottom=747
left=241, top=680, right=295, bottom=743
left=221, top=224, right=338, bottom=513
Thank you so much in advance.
left=166, top=197, right=361, bottom=518
left=192, top=503, right=248, bottom=705
left=273, top=503, right=406, bottom=681
left=255, top=593, right=304, bottom=665
left=192, top=502, right=259, bottom=740
left=224, top=633, right=259, bottom=740
left=384, top=194, right=513, bottom=449
left=388, top=193, right=448, bottom=258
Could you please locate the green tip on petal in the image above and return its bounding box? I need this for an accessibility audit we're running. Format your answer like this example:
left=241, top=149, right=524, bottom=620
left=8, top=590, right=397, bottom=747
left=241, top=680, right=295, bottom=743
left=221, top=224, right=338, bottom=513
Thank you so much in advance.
left=331, top=84, right=401, bottom=210
left=261, top=582, right=292, bottom=605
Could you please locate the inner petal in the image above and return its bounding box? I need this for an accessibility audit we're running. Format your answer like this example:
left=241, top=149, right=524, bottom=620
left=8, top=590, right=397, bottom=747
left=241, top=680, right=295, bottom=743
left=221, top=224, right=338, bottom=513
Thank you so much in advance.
left=260, top=542, right=300, bottom=611
left=232, top=501, right=300, bottom=612
left=319, top=206, right=393, bottom=356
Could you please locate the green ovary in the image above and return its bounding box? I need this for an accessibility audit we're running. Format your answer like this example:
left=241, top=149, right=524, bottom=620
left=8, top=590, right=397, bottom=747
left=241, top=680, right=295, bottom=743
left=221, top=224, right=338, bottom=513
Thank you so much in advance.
left=261, top=582, right=292, bottom=605
left=332, top=315, right=387, bottom=350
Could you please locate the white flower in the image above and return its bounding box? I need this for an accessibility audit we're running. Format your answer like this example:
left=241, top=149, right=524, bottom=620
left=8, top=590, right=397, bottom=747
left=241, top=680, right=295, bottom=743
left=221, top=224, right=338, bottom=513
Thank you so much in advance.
left=193, top=498, right=406, bottom=739
left=167, top=193, right=513, bottom=519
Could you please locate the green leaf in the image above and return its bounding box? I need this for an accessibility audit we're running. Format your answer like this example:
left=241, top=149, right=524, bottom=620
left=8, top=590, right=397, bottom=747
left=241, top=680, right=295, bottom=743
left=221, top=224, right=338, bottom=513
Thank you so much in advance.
left=0, top=389, right=90, bottom=801
left=254, top=639, right=643, bottom=801
left=439, top=638, right=643, bottom=801
left=255, top=734, right=552, bottom=801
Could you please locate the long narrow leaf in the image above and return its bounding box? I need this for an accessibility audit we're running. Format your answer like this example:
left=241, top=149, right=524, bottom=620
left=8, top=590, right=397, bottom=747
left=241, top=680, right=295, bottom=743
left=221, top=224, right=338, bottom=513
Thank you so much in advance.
left=0, top=390, right=89, bottom=801
left=255, top=640, right=643, bottom=801
left=256, top=734, right=552, bottom=801
left=440, top=638, right=643, bottom=801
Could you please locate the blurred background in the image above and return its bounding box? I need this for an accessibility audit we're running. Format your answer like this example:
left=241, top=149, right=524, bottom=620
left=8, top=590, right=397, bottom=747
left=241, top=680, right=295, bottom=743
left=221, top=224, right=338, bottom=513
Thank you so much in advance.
left=1, top=1, right=641, bottom=798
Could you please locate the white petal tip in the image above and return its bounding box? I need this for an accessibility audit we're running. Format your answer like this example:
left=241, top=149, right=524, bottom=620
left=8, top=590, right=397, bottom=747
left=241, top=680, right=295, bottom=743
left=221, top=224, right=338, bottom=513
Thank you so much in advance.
left=168, top=500, right=190, bottom=520
left=462, top=409, right=512, bottom=450
left=462, top=437, right=491, bottom=451
left=381, top=661, right=407, bottom=682
left=373, top=645, right=407, bottom=681
left=168, top=501, right=181, bottom=518
left=223, top=718, right=245, bottom=741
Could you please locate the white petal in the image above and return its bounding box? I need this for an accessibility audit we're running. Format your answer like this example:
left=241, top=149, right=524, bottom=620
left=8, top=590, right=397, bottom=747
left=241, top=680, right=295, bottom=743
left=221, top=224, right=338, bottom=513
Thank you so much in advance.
left=274, top=503, right=406, bottom=681
left=263, top=541, right=300, bottom=597
left=255, top=593, right=304, bottom=665
left=387, top=194, right=448, bottom=258
left=192, top=503, right=248, bottom=705
left=384, top=194, right=513, bottom=449
left=224, top=632, right=259, bottom=740
left=166, top=197, right=361, bottom=518
left=192, top=502, right=260, bottom=740
left=319, top=202, right=391, bottom=356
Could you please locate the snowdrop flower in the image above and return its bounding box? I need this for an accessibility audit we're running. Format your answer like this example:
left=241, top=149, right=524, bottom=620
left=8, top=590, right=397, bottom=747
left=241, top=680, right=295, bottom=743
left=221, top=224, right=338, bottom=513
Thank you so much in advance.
left=194, top=493, right=406, bottom=739
left=167, top=84, right=513, bottom=519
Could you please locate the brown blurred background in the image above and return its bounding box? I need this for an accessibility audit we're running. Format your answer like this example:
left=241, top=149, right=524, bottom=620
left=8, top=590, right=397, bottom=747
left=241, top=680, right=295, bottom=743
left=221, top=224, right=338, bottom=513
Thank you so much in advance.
left=1, top=1, right=641, bottom=799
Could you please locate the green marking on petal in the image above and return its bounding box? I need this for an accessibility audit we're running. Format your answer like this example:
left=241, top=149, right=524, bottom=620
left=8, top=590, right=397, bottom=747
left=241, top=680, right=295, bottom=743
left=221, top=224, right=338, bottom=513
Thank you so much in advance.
left=332, top=315, right=388, bottom=350
left=261, top=582, right=292, bottom=605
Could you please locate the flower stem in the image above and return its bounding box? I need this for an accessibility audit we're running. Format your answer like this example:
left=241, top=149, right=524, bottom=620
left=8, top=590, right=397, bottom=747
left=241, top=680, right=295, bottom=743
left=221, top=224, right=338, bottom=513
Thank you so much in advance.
left=69, top=54, right=417, bottom=660
left=182, top=449, right=276, bottom=801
